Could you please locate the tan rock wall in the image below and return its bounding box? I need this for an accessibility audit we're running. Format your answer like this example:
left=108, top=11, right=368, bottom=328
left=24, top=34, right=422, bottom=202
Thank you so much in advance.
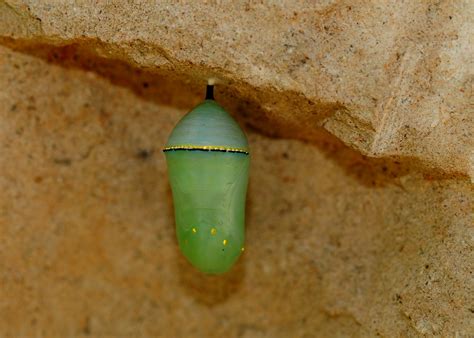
left=0, top=45, right=472, bottom=337
left=0, top=2, right=473, bottom=337
left=0, top=1, right=472, bottom=178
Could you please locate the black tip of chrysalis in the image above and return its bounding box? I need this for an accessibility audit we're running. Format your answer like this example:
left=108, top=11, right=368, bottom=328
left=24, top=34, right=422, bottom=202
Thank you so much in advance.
left=205, top=85, right=214, bottom=100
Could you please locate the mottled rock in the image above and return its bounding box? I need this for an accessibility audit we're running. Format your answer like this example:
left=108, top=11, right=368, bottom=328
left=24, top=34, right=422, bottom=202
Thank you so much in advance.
left=0, top=45, right=472, bottom=337
left=0, top=2, right=473, bottom=337
left=0, top=1, right=472, bottom=178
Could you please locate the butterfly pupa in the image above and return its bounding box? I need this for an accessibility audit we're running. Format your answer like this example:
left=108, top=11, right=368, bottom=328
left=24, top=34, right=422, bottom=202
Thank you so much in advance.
left=163, top=85, right=250, bottom=274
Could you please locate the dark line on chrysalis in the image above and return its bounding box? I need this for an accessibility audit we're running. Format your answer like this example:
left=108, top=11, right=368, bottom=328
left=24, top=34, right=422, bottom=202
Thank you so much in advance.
left=163, top=147, right=249, bottom=155
left=205, top=84, right=214, bottom=100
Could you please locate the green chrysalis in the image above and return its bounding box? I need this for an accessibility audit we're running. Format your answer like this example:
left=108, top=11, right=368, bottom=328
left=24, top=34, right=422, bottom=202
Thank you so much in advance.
left=163, top=85, right=250, bottom=274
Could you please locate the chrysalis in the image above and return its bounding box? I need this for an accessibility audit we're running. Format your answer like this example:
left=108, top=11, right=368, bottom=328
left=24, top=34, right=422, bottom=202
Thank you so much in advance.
left=163, top=84, right=250, bottom=274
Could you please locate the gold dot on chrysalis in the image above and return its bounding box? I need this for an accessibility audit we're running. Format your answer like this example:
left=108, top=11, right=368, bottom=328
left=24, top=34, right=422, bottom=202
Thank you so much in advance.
left=241, top=247, right=245, bottom=252
left=223, top=239, right=228, bottom=246
left=192, top=227, right=197, bottom=233
left=210, top=228, right=217, bottom=235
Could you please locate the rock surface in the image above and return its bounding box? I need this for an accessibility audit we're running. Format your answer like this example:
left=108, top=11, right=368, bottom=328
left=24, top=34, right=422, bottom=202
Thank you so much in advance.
left=0, top=0, right=472, bottom=178
left=0, top=2, right=473, bottom=337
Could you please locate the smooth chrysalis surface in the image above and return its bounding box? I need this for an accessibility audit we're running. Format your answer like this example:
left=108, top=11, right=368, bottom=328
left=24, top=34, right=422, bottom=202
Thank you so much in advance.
left=163, top=86, right=249, bottom=274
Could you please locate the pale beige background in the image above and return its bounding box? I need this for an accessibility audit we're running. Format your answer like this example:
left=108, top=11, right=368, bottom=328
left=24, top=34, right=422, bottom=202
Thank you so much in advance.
left=0, top=1, right=473, bottom=337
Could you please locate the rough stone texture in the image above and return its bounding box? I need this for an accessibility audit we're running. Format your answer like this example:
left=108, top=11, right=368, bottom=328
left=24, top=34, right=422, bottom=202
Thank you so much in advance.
left=0, top=2, right=473, bottom=337
left=0, top=0, right=472, bottom=179
left=0, top=45, right=473, bottom=337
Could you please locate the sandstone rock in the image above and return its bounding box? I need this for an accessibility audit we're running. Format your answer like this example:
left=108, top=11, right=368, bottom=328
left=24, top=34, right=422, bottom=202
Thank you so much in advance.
left=0, top=1, right=472, bottom=178
left=0, top=44, right=472, bottom=337
left=0, top=2, right=473, bottom=337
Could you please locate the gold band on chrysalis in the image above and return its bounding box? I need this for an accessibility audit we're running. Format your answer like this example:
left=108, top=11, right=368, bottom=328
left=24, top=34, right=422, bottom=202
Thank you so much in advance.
left=163, top=145, right=249, bottom=155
